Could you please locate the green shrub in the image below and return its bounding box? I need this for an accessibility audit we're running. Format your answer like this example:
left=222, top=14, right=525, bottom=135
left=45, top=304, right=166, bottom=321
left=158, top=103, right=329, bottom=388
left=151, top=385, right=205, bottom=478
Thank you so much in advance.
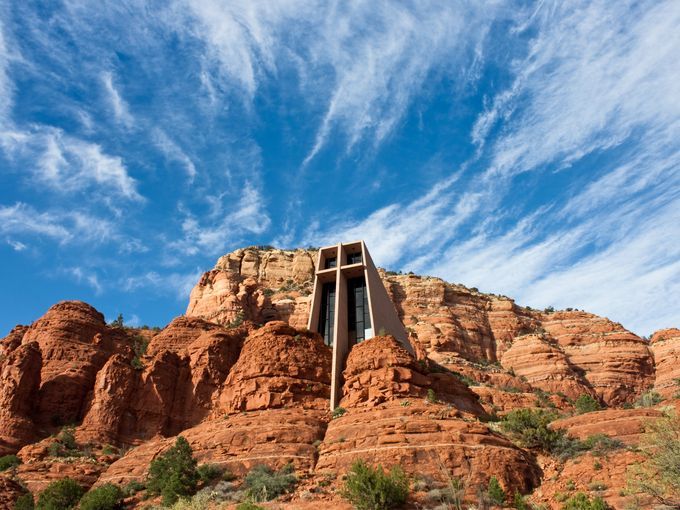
left=561, top=492, right=610, bottom=509
left=340, top=459, right=408, bottom=510
left=36, top=478, right=84, bottom=510
left=487, top=476, right=506, bottom=505
left=574, top=395, right=601, bottom=414
left=122, top=479, right=144, bottom=496
left=635, top=390, right=663, bottom=408
left=244, top=463, right=297, bottom=502
left=426, top=389, right=437, bottom=403
left=146, top=436, right=199, bottom=506
left=79, top=483, right=124, bottom=510
left=332, top=407, right=346, bottom=419
left=15, top=493, right=34, bottom=510
left=197, top=463, right=224, bottom=483
left=513, top=490, right=529, bottom=510
left=501, top=408, right=564, bottom=452
left=101, top=444, right=118, bottom=455
left=236, top=503, right=265, bottom=510
left=0, top=454, right=21, bottom=471
left=48, top=426, right=79, bottom=457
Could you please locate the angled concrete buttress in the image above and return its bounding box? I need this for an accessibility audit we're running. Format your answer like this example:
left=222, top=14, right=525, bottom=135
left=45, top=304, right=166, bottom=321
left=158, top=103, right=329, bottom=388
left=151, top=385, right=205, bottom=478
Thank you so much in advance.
left=307, top=240, right=413, bottom=409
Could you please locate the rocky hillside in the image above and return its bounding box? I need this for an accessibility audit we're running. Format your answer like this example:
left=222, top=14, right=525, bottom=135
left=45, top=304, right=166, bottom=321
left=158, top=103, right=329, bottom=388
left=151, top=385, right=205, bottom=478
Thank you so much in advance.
left=0, top=246, right=678, bottom=509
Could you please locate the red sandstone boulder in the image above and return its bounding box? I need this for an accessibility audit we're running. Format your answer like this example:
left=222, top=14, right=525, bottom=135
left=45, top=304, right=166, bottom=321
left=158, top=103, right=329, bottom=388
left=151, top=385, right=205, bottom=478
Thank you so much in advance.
left=650, top=328, right=680, bottom=399
left=552, top=408, right=663, bottom=446
left=0, top=342, right=42, bottom=454
left=219, top=321, right=331, bottom=413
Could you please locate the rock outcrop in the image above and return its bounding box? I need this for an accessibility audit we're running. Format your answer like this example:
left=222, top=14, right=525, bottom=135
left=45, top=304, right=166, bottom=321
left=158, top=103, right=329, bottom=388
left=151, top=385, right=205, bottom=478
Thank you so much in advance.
left=0, top=342, right=42, bottom=454
left=552, top=408, right=663, bottom=445
left=650, top=328, right=680, bottom=399
left=220, top=321, right=331, bottom=413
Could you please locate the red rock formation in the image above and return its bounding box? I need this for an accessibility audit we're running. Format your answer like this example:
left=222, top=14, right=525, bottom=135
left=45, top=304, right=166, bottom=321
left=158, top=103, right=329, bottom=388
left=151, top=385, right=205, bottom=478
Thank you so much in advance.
left=540, top=312, right=655, bottom=405
left=0, top=342, right=42, bottom=454
left=0, top=325, right=28, bottom=356
left=220, top=321, right=331, bottom=413
left=340, top=335, right=485, bottom=417
left=19, top=301, right=130, bottom=427
left=500, top=334, right=596, bottom=400
left=552, top=408, right=663, bottom=446
left=98, top=409, right=326, bottom=486
left=0, top=476, right=27, bottom=508
left=317, top=403, right=540, bottom=500
left=650, top=328, right=680, bottom=399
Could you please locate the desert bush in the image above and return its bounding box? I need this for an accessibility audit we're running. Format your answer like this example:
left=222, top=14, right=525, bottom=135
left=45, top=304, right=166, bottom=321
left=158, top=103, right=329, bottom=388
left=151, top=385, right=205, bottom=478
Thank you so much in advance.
left=627, top=413, right=680, bottom=506
left=332, top=406, right=346, bottom=419
left=634, top=390, right=663, bottom=408
left=36, top=478, right=84, bottom=510
left=131, top=335, right=148, bottom=370
left=513, top=490, right=529, bottom=510
left=147, top=436, right=200, bottom=506
left=486, top=476, right=506, bottom=505
left=15, top=493, right=34, bottom=510
left=501, top=409, right=564, bottom=452
left=0, top=454, right=21, bottom=471
left=79, top=483, right=124, bottom=510
left=561, top=492, right=610, bottom=509
left=244, top=463, right=297, bottom=502
left=196, top=464, right=224, bottom=483
left=574, top=395, right=601, bottom=414
left=341, top=459, right=408, bottom=510
left=48, top=426, right=79, bottom=457
left=122, top=479, right=145, bottom=496
left=236, top=503, right=265, bottom=510
left=426, top=389, right=437, bottom=403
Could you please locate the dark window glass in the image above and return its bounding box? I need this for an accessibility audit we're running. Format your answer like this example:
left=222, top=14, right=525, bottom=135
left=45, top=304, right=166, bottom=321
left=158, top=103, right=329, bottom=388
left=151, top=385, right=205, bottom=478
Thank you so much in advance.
left=324, top=257, right=337, bottom=269
left=347, top=252, right=362, bottom=265
left=318, top=282, right=335, bottom=347
left=347, top=276, right=371, bottom=347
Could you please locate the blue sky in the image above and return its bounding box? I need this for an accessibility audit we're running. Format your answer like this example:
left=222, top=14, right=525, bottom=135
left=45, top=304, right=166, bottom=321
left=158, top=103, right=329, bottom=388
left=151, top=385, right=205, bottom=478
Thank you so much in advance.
left=1, top=0, right=678, bottom=336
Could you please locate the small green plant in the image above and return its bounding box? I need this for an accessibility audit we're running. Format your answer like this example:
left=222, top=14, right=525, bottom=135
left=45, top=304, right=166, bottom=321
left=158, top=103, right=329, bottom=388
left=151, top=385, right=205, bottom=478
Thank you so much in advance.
left=574, top=395, right=602, bottom=414
left=228, top=310, right=245, bottom=328
left=0, top=454, right=21, bottom=471
left=236, top=503, right=266, bottom=510
left=566, top=480, right=576, bottom=491
left=146, top=436, right=199, bottom=506
left=593, top=461, right=602, bottom=471
left=501, top=408, right=564, bottom=452
left=244, top=463, right=297, bottom=502
left=79, top=483, right=124, bottom=510
left=101, top=444, right=118, bottom=455
left=197, top=463, right=224, bottom=483
left=340, top=459, right=408, bottom=510
left=131, top=335, right=148, bottom=370
left=400, top=400, right=411, bottom=407
left=36, top=478, right=84, bottom=510
left=110, top=313, right=125, bottom=328
left=634, top=390, right=663, bottom=408
left=561, top=492, right=610, bottom=509
left=487, top=476, right=506, bottom=505
left=513, top=490, right=529, bottom=510
left=122, top=480, right=144, bottom=496
left=426, top=388, right=437, bottom=403
left=332, top=406, right=347, bottom=419
left=15, top=493, right=35, bottom=510
left=48, top=426, right=79, bottom=457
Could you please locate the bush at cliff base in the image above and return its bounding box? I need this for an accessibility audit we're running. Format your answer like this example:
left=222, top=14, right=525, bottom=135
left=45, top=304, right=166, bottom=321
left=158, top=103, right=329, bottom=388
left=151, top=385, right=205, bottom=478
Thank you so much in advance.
left=244, top=463, right=297, bottom=502
left=79, top=483, right=124, bottom=510
left=36, top=478, right=84, bottom=510
left=341, top=459, right=409, bottom=510
left=561, top=492, right=610, bottom=510
left=146, top=436, right=200, bottom=506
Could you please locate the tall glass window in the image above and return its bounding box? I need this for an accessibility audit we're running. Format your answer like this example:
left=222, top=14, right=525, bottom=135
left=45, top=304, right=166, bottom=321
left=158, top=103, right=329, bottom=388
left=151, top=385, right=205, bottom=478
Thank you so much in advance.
left=318, top=282, right=335, bottom=347
left=347, top=276, right=371, bottom=346
left=347, top=252, right=362, bottom=265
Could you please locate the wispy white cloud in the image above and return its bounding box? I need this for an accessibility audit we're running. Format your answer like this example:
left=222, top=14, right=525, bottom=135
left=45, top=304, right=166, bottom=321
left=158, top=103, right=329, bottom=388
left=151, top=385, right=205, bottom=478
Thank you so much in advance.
left=122, top=268, right=204, bottom=299
left=152, top=128, right=197, bottom=182
left=6, top=239, right=27, bottom=251
left=64, top=266, right=103, bottom=294
left=35, top=129, right=143, bottom=201
left=170, top=182, right=270, bottom=256
left=0, top=18, right=12, bottom=124
left=101, top=71, right=134, bottom=128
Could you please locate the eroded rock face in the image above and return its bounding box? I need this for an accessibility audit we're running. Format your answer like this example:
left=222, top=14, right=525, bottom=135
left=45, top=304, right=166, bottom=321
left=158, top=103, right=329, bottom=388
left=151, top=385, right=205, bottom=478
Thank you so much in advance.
left=552, top=408, right=663, bottom=446
left=98, top=409, right=327, bottom=486
left=340, top=335, right=485, bottom=417
left=500, top=334, right=596, bottom=400
left=541, top=312, right=655, bottom=406
left=0, top=476, right=27, bottom=509
left=0, top=342, right=42, bottom=454
left=220, top=321, right=331, bottom=413
left=650, top=328, right=680, bottom=399
left=20, top=301, right=130, bottom=427
left=317, top=403, right=541, bottom=499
